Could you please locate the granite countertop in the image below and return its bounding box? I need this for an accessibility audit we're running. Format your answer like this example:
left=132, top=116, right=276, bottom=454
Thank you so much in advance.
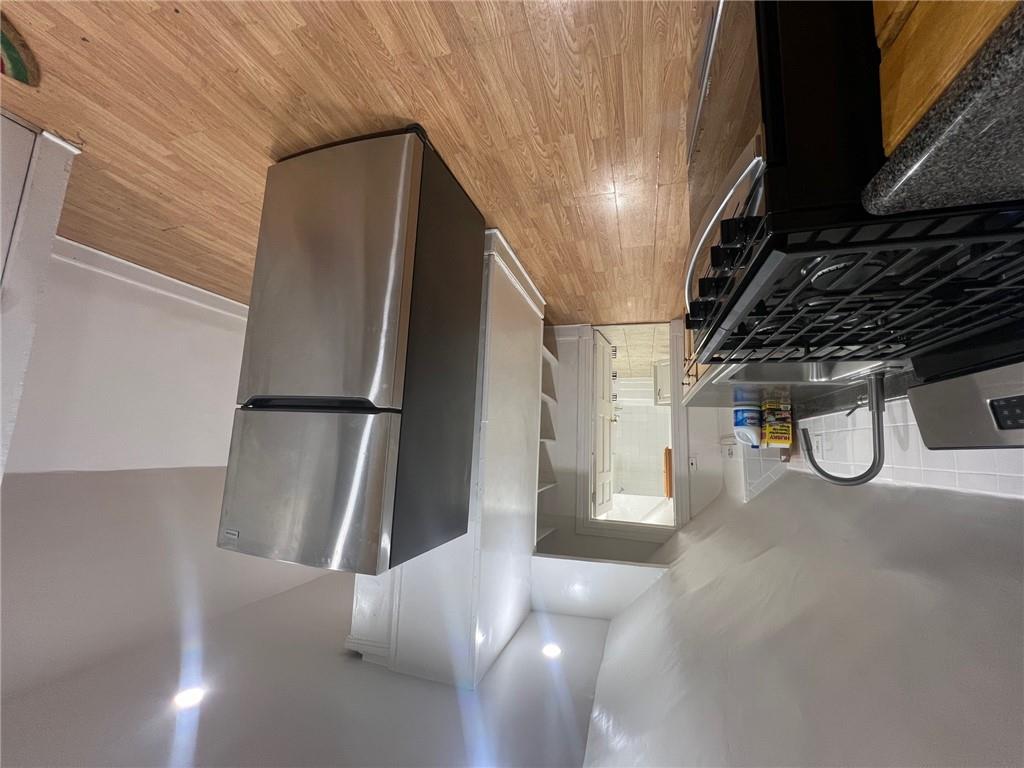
left=862, top=2, right=1024, bottom=214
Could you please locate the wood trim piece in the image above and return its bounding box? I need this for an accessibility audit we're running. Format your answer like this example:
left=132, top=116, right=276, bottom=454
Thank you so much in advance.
left=874, top=1, right=917, bottom=52
left=663, top=446, right=673, bottom=498
left=879, top=0, right=1016, bottom=155
left=484, top=228, right=545, bottom=320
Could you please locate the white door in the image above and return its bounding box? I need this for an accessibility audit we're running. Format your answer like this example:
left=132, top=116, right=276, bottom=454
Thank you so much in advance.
left=593, top=331, right=614, bottom=518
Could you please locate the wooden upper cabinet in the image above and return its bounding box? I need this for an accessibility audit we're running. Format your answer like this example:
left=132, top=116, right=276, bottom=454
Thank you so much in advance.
left=877, top=0, right=1017, bottom=155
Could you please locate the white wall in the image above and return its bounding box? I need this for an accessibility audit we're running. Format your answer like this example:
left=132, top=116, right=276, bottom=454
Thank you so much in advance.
left=1, top=241, right=320, bottom=697
left=1, top=467, right=320, bottom=697
left=685, top=406, right=728, bottom=516
left=3, top=574, right=609, bottom=768
left=531, top=554, right=665, bottom=619
left=612, top=377, right=671, bottom=496
left=586, top=472, right=1024, bottom=766
left=1, top=130, right=78, bottom=474
left=7, top=238, right=246, bottom=473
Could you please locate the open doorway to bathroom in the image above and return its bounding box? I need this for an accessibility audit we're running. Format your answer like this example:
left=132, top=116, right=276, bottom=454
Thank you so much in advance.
left=592, top=323, right=675, bottom=527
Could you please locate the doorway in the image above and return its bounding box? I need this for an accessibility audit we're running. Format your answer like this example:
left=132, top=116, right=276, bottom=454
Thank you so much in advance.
left=592, top=324, right=675, bottom=527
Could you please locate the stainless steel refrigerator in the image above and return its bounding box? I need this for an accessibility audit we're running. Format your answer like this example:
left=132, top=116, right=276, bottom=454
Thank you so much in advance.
left=218, top=126, right=485, bottom=575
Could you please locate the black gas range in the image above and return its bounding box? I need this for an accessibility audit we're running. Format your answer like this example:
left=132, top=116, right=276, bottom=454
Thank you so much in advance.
left=690, top=204, right=1024, bottom=366
left=683, top=1, right=1024, bottom=373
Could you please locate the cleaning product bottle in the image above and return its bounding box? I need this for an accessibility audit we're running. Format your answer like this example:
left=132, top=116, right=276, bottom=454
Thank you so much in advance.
left=733, top=387, right=761, bottom=448
left=761, top=389, right=793, bottom=448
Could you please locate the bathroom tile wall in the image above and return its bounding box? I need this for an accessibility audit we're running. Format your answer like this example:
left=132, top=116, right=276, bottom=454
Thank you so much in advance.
left=790, top=397, right=1024, bottom=499
left=612, top=379, right=673, bottom=496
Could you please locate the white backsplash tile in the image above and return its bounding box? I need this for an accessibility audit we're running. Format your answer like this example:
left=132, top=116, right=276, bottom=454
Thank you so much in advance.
left=792, top=397, right=1022, bottom=500
left=997, top=474, right=1024, bottom=496
left=920, top=440, right=956, bottom=470
left=957, top=472, right=1000, bottom=494
left=885, top=398, right=915, bottom=425
left=893, top=466, right=922, bottom=485
left=995, top=450, right=1024, bottom=476
left=735, top=443, right=787, bottom=502
left=921, top=469, right=957, bottom=489
left=851, top=428, right=874, bottom=465
left=886, top=423, right=920, bottom=467
left=956, top=448, right=1006, bottom=475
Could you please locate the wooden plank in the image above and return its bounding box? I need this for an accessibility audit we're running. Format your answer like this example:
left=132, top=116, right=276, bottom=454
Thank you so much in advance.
left=879, top=0, right=1016, bottom=155
left=873, top=1, right=917, bottom=51
left=0, top=0, right=703, bottom=325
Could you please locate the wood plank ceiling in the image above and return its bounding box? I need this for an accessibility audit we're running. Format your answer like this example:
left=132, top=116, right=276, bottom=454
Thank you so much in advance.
left=1, top=1, right=698, bottom=324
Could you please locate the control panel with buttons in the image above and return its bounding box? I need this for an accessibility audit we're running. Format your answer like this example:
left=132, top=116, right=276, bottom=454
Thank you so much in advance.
left=990, top=395, right=1024, bottom=430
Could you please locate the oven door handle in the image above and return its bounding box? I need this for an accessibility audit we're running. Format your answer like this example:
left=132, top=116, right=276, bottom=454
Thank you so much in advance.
left=684, top=156, right=765, bottom=310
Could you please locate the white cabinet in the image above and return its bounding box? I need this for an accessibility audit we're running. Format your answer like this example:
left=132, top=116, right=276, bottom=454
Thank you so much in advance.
left=346, top=229, right=544, bottom=688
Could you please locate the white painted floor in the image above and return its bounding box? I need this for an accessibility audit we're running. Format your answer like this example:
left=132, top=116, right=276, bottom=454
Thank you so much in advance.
left=596, top=493, right=674, bottom=526
left=2, top=575, right=609, bottom=768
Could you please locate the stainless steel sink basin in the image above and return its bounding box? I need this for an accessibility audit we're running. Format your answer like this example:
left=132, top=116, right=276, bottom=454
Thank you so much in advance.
left=682, top=358, right=912, bottom=409
left=712, top=360, right=905, bottom=386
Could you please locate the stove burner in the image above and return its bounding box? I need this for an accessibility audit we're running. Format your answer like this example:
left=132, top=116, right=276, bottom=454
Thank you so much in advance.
left=696, top=205, right=1024, bottom=365
left=806, top=259, right=887, bottom=292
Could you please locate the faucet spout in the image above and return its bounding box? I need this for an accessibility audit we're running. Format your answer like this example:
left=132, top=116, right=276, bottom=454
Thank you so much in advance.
left=800, top=373, right=886, bottom=486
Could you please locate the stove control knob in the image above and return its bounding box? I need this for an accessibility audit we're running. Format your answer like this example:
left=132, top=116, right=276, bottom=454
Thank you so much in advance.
left=710, top=245, right=742, bottom=271
left=719, top=216, right=761, bottom=247
left=698, top=276, right=730, bottom=298
left=688, top=298, right=718, bottom=322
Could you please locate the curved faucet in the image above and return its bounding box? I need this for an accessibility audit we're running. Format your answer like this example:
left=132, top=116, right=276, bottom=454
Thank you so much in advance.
left=800, top=373, right=886, bottom=486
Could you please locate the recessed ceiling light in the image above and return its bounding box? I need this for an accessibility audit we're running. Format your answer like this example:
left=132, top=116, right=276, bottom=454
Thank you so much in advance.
left=173, top=686, right=206, bottom=709
left=542, top=643, right=562, bottom=659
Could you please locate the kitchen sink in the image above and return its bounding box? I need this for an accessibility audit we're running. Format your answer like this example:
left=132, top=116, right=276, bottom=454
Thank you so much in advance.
left=712, top=360, right=907, bottom=386
left=682, top=359, right=912, bottom=409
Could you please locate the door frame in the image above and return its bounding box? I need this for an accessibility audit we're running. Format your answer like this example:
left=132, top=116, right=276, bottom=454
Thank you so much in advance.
left=573, top=322, right=691, bottom=543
